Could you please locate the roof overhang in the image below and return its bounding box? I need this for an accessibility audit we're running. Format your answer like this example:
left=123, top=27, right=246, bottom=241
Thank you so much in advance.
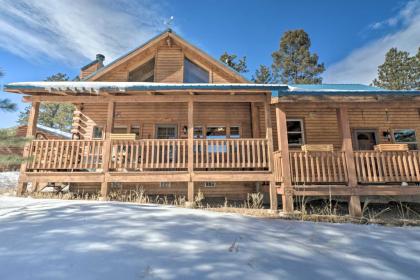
left=4, top=81, right=287, bottom=95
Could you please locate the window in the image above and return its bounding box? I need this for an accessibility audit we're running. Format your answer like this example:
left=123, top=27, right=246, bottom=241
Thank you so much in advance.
left=203, top=182, right=216, bottom=188
left=92, top=126, right=103, bottom=139
left=156, top=125, right=177, bottom=139
left=194, top=127, right=204, bottom=139
left=183, top=58, right=209, bottom=83
left=160, top=182, right=171, bottom=188
left=229, top=126, right=240, bottom=138
left=207, top=126, right=227, bottom=153
left=128, top=58, right=155, bottom=82
left=112, top=126, right=128, bottom=134
left=206, top=126, right=226, bottom=139
left=287, top=119, right=304, bottom=146
left=130, top=125, right=141, bottom=139
left=393, top=129, right=417, bottom=150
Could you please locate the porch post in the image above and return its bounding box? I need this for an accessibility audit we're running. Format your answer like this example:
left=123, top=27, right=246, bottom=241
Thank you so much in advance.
left=251, top=102, right=260, bottom=138
left=337, top=106, right=362, bottom=217
left=187, top=97, right=194, bottom=202
left=275, top=104, right=294, bottom=213
left=101, top=101, right=115, bottom=199
left=264, top=93, right=278, bottom=210
left=17, top=101, right=40, bottom=196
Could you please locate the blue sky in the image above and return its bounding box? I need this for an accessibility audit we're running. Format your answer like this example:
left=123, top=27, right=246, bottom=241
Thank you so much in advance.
left=0, top=0, right=419, bottom=128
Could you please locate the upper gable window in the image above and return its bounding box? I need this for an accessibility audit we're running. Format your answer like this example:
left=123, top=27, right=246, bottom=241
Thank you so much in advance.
left=128, top=58, right=155, bottom=82
left=183, top=58, right=209, bottom=83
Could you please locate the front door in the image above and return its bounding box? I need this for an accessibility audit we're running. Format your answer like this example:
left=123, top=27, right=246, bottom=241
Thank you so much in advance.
left=353, top=129, right=378, bottom=150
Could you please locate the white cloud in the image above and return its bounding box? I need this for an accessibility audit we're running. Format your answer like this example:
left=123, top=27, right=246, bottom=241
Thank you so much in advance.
left=324, top=0, right=420, bottom=84
left=0, top=0, right=168, bottom=66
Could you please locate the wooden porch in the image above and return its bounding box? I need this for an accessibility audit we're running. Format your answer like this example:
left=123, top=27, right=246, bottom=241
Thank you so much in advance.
left=25, top=138, right=271, bottom=172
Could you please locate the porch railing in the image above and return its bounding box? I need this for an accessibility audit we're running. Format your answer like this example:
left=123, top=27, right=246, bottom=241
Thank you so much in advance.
left=193, top=138, right=270, bottom=170
left=109, top=139, right=187, bottom=171
left=354, top=151, right=420, bottom=183
left=289, top=151, right=348, bottom=184
left=27, top=140, right=104, bottom=170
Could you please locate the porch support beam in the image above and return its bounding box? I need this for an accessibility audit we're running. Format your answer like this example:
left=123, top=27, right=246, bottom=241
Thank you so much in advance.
left=275, top=104, right=294, bottom=213
left=101, top=101, right=115, bottom=199
left=23, top=94, right=266, bottom=104
left=187, top=97, right=195, bottom=203
left=251, top=102, right=260, bottom=138
left=17, top=101, right=40, bottom=196
left=337, top=106, right=362, bottom=217
left=264, top=93, right=278, bottom=210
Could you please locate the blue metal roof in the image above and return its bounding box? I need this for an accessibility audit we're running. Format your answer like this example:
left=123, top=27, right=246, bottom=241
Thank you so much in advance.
left=5, top=81, right=420, bottom=97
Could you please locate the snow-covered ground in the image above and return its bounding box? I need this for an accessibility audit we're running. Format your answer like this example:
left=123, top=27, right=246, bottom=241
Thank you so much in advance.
left=1, top=197, right=420, bottom=280
left=0, top=171, right=19, bottom=190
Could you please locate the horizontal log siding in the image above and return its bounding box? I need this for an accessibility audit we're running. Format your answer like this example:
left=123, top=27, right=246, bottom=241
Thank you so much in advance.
left=348, top=108, right=420, bottom=146
left=155, top=47, right=183, bottom=83
left=268, top=106, right=420, bottom=151
left=76, top=102, right=252, bottom=140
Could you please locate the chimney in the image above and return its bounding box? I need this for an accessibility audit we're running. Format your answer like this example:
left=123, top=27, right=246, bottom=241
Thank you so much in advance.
left=80, top=54, right=106, bottom=80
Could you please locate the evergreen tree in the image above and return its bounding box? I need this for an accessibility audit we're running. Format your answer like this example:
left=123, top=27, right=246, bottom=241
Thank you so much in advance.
left=18, top=73, right=75, bottom=132
left=219, top=52, right=248, bottom=73
left=272, top=29, right=325, bottom=84
left=0, top=69, right=16, bottom=112
left=0, top=68, right=27, bottom=167
left=252, top=65, right=273, bottom=84
left=372, top=48, right=419, bottom=90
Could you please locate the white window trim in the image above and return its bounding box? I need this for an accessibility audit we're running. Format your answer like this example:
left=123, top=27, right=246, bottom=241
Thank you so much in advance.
left=287, top=118, right=305, bottom=147
left=203, top=181, right=216, bottom=188
left=392, top=129, right=418, bottom=146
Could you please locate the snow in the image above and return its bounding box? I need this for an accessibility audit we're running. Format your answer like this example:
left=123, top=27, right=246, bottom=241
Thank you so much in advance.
left=0, top=171, right=19, bottom=190
left=37, top=124, right=72, bottom=139
left=5, top=81, right=287, bottom=94
left=1, top=197, right=420, bottom=280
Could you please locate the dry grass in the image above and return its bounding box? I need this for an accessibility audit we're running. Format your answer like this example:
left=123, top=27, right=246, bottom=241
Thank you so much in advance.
left=3, top=186, right=420, bottom=226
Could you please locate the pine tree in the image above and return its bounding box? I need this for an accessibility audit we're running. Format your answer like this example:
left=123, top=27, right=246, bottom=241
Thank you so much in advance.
left=0, top=68, right=27, bottom=167
left=372, top=48, right=419, bottom=90
left=0, top=70, right=16, bottom=112
left=219, top=52, right=248, bottom=73
left=18, top=73, right=75, bottom=132
left=411, top=47, right=419, bottom=90
left=272, top=29, right=325, bottom=84
left=252, top=65, right=273, bottom=84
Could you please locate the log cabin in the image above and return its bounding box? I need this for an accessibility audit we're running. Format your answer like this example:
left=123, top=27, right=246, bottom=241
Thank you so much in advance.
left=5, top=29, right=420, bottom=217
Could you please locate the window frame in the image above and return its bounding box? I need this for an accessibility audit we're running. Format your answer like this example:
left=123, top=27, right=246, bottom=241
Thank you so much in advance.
left=203, top=181, right=216, bottom=188
left=228, top=126, right=241, bottom=138
left=183, top=56, right=210, bottom=83
left=392, top=129, right=418, bottom=150
left=92, top=126, right=104, bottom=140
left=155, top=124, right=178, bottom=139
left=206, top=126, right=227, bottom=139
left=129, top=125, right=141, bottom=139
left=286, top=118, right=305, bottom=147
